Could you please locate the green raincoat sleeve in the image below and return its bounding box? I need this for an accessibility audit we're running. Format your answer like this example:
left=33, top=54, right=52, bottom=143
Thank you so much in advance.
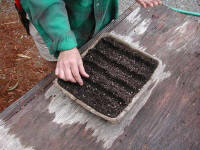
left=21, top=0, right=77, bottom=56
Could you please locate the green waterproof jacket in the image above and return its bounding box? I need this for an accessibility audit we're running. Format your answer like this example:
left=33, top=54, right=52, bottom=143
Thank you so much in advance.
left=20, top=0, right=118, bottom=57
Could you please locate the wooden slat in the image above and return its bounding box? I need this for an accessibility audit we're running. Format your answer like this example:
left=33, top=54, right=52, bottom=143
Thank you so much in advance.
left=0, top=4, right=200, bottom=150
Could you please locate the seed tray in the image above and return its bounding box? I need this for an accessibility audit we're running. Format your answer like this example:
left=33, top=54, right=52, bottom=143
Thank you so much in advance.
left=55, top=34, right=159, bottom=123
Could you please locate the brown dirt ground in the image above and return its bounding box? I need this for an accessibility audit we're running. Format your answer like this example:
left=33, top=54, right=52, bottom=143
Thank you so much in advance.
left=0, top=0, right=56, bottom=113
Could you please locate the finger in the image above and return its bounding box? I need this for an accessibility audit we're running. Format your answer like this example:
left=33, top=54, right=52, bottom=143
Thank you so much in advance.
left=55, top=61, right=62, bottom=76
left=59, top=69, right=65, bottom=80
left=157, top=0, right=162, bottom=5
left=64, top=66, right=76, bottom=83
left=144, top=0, right=153, bottom=7
left=55, top=65, right=59, bottom=76
left=78, top=62, right=89, bottom=78
left=148, top=2, right=153, bottom=7
left=71, top=63, right=83, bottom=86
left=141, top=2, right=147, bottom=8
left=138, top=0, right=146, bottom=8
left=149, top=1, right=154, bottom=7
left=138, top=0, right=147, bottom=8
left=152, top=0, right=158, bottom=6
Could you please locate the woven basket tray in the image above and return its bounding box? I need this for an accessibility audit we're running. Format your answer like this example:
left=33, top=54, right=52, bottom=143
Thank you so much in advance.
left=54, top=33, right=160, bottom=123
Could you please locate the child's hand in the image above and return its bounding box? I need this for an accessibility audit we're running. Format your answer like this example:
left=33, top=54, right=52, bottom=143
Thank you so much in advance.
left=136, top=0, right=162, bottom=8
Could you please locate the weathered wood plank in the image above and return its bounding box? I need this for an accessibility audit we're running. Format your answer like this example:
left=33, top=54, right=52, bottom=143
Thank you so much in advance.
left=0, top=4, right=200, bottom=150
left=0, top=73, right=56, bottom=123
left=110, top=5, right=200, bottom=150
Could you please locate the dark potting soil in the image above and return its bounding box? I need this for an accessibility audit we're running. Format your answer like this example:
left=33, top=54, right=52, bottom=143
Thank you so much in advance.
left=57, top=37, right=158, bottom=118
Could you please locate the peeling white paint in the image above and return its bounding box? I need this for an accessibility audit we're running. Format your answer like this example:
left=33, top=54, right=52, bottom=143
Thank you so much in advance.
left=126, top=7, right=141, bottom=24
left=176, top=76, right=181, bottom=87
left=110, top=31, right=147, bottom=51
left=166, top=41, right=174, bottom=48
left=110, top=11, right=152, bottom=52
left=166, top=36, right=188, bottom=52
left=46, top=60, right=171, bottom=149
left=0, top=120, right=35, bottom=150
left=125, top=7, right=151, bottom=36
left=166, top=37, right=188, bottom=53
left=165, top=21, right=190, bottom=52
left=134, top=19, right=151, bottom=35
left=175, top=21, right=189, bottom=34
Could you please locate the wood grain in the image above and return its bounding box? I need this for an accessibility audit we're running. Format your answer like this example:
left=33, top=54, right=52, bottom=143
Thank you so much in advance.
left=0, top=4, right=200, bottom=150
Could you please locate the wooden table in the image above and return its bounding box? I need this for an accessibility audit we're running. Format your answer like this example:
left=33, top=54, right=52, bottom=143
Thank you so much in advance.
left=0, top=4, right=200, bottom=150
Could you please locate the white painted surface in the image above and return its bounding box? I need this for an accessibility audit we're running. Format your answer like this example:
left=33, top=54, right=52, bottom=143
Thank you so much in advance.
left=126, top=7, right=141, bottom=23
left=165, top=21, right=194, bottom=52
left=134, top=19, right=151, bottom=35
left=110, top=31, right=148, bottom=51
left=126, top=7, right=151, bottom=34
left=175, top=21, right=189, bottom=34
left=109, top=8, right=152, bottom=52
left=126, top=6, right=151, bottom=36
left=0, top=120, right=35, bottom=150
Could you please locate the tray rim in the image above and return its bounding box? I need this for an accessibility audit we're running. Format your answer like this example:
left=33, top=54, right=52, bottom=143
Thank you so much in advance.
left=54, top=33, right=161, bottom=123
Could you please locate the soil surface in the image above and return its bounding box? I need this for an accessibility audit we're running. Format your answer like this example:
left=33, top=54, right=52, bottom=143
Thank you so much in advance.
left=58, top=37, right=158, bottom=118
left=0, top=0, right=56, bottom=113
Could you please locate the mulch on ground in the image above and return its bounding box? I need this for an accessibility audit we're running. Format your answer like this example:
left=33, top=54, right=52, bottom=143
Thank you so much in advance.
left=0, top=0, right=56, bottom=113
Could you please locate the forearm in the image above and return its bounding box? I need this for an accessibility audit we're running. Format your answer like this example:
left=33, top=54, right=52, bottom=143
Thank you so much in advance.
left=21, top=0, right=77, bottom=53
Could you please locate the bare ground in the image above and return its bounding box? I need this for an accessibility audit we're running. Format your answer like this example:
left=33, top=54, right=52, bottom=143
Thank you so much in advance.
left=0, top=0, right=55, bottom=112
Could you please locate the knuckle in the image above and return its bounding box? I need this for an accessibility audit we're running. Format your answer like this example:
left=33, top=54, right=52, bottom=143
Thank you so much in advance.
left=59, top=75, right=64, bottom=80
left=78, top=61, right=83, bottom=66
left=68, top=78, right=74, bottom=82
left=61, top=76, right=66, bottom=80
left=74, top=74, right=79, bottom=79
left=63, top=61, right=69, bottom=66
left=55, top=70, right=59, bottom=75
left=65, top=77, right=69, bottom=81
left=69, top=59, right=76, bottom=65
